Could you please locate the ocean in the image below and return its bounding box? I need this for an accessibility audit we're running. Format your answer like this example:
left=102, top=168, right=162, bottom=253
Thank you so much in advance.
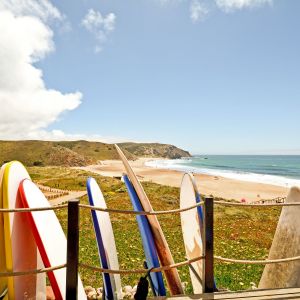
left=145, top=155, right=300, bottom=188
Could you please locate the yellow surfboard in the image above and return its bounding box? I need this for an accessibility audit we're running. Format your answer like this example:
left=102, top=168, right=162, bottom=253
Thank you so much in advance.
left=0, top=164, right=8, bottom=299
left=1, top=161, right=46, bottom=299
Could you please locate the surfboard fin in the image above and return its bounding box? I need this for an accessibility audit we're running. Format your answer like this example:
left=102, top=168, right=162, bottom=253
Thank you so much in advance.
left=134, top=276, right=149, bottom=300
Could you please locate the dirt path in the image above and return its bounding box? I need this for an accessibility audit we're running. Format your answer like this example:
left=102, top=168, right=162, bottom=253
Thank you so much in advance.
left=48, top=190, right=87, bottom=205
left=37, top=184, right=87, bottom=205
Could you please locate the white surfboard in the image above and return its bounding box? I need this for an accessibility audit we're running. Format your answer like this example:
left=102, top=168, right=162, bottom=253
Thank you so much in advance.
left=180, top=173, right=203, bottom=294
left=87, top=177, right=122, bottom=299
left=1, top=161, right=46, bottom=299
left=19, top=179, right=86, bottom=300
left=259, top=186, right=300, bottom=289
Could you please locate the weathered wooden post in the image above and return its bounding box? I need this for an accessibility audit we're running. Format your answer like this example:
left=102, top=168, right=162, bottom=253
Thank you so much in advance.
left=203, top=196, right=214, bottom=293
left=66, top=199, right=80, bottom=299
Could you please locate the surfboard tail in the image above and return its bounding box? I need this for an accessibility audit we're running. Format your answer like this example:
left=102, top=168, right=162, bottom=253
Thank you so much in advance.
left=1, top=162, right=46, bottom=299
left=259, top=186, right=300, bottom=289
left=123, top=175, right=166, bottom=296
left=86, top=177, right=122, bottom=300
left=115, top=145, right=183, bottom=295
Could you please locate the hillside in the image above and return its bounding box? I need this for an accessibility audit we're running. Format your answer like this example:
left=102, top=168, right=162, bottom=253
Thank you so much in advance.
left=0, top=140, right=191, bottom=167
left=119, top=142, right=191, bottom=159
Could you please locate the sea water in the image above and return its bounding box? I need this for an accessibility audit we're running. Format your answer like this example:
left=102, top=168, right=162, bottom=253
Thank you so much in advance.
left=145, top=155, right=300, bottom=188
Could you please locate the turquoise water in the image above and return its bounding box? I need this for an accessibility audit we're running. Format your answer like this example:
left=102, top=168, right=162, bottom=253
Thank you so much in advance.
left=145, top=156, right=300, bottom=187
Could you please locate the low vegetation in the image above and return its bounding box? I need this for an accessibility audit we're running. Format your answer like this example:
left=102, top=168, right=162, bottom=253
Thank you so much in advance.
left=0, top=140, right=190, bottom=167
left=119, top=142, right=191, bottom=159
left=28, top=167, right=280, bottom=295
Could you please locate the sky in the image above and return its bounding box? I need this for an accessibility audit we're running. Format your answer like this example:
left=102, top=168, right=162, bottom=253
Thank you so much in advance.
left=0, top=0, right=299, bottom=154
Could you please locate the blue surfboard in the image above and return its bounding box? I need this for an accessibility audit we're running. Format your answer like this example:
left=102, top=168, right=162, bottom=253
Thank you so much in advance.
left=123, top=175, right=166, bottom=296
left=195, top=185, right=204, bottom=238
left=87, top=178, right=122, bottom=300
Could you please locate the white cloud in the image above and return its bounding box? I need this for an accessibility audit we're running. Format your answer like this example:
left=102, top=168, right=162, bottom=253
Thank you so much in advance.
left=81, top=9, right=116, bottom=53
left=190, top=0, right=209, bottom=22
left=0, top=0, right=63, bottom=21
left=0, top=3, right=82, bottom=140
left=215, top=0, right=273, bottom=12
left=12, top=129, right=134, bottom=144
left=156, top=0, right=183, bottom=5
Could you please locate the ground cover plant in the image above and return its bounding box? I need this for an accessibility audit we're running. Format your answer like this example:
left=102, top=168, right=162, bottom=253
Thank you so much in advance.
left=28, top=167, right=280, bottom=294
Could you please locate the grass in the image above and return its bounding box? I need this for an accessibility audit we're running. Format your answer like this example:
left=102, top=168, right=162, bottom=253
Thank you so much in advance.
left=28, top=166, right=280, bottom=294
left=0, top=140, right=188, bottom=167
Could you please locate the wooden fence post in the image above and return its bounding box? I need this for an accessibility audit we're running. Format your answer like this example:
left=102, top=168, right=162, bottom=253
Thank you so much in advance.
left=203, top=197, right=214, bottom=293
left=66, top=199, right=80, bottom=299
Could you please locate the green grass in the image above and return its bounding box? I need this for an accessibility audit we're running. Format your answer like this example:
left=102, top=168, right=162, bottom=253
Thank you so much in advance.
left=0, top=140, right=188, bottom=167
left=28, top=167, right=280, bottom=294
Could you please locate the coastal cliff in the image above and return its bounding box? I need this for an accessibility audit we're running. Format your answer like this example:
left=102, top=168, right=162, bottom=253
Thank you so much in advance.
left=0, top=140, right=191, bottom=167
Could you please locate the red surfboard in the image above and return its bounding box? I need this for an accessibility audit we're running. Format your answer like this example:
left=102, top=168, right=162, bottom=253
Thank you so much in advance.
left=19, top=179, right=86, bottom=300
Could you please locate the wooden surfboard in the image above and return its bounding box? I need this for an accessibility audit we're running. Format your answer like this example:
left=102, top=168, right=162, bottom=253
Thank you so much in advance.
left=115, top=145, right=183, bottom=295
left=259, top=186, right=300, bottom=289
left=86, top=177, right=122, bottom=300
left=19, top=179, right=86, bottom=300
left=180, top=173, right=203, bottom=294
left=1, top=161, right=46, bottom=299
left=123, top=175, right=166, bottom=296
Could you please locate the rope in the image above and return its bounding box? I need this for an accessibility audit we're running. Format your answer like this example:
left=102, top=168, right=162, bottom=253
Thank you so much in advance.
left=0, top=263, right=66, bottom=277
left=79, top=255, right=205, bottom=274
left=0, top=204, right=68, bottom=213
left=214, top=255, right=300, bottom=265
left=1, top=199, right=298, bottom=214
left=2, top=254, right=299, bottom=278
left=79, top=202, right=204, bottom=215
left=214, top=200, right=300, bottom=207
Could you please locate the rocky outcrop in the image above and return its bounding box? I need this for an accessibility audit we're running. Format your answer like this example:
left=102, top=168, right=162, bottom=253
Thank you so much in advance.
left=118, top=143, right=191, bottom=159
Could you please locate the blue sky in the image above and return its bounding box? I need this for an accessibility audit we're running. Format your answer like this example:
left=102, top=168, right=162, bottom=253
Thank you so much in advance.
left=0, top=0, right=299, bottom=154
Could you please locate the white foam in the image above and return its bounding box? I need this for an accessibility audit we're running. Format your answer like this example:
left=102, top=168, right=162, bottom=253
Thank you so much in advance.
left=145, top=159, right=300, bottom=188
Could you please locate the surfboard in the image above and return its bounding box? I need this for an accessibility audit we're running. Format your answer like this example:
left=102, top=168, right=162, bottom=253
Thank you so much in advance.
left=19, top=179, right=86, bottom=300
left=123, top=175, right=166, bottom=296
left=259, top=186, right=300, bottom=289
left=1, top=161, right=46, bottom=299
left=180, top=173, right=204, bottom=294
left=0, top=164, right=8, bottom=300
left=180, top=173, right=217, bottom=293
left=86, top=177, right=122, bottom=300
left=115, top=145, right=183, bottom=295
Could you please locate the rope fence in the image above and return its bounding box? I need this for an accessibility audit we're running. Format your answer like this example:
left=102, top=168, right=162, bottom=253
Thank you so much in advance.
left=1, top=195, right=300, bottom=297
left=1, top=199, right=300, bottom=214
left=79, top=202, right=204, bottom=215
left=214, top=255, right=300, bottom=265
left=0, top=204, right=68, bottom=213
left=214, top=200, right=300, bottom=207
left=2, top=253, right=300, bottom=278
left=0, top=264, right=66, bottom=277
left=79, top=255, right=205, bottom=275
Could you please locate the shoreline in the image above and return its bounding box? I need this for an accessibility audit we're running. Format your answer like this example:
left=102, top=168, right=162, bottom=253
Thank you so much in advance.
left=76, top=158, right=290, bottom=202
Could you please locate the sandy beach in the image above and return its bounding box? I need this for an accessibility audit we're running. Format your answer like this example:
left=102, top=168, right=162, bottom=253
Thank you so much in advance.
left=77, top=158, right=289, bottom=202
